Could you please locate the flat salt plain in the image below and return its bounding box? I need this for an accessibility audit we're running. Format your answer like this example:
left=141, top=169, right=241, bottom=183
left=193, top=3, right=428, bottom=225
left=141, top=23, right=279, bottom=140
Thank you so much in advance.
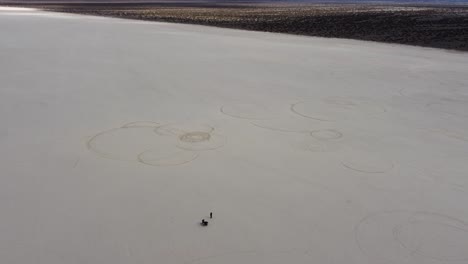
left=1, top=6, right=468, bottom=264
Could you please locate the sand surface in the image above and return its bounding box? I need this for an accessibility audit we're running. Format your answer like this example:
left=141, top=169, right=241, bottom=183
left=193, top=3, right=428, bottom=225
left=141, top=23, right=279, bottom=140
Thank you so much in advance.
left=1, top=6, right=468, bottom=264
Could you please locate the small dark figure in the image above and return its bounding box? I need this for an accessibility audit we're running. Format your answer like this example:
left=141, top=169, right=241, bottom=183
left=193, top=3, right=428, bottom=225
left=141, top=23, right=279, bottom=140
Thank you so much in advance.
left=210, top=212, right=213, bottom=219
left=201, top=219, right=208, bottom=226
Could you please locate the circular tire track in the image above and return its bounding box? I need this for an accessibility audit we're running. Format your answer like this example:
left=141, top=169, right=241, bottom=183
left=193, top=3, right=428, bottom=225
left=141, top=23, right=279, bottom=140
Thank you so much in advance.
left=252, top=123, right=306, bottom=133
left=355, top=211, right=468, bottom=262
left=310, top=129, right=343, bottom=140
left=122, top=121, right=161, bottom=128
left=154, top=123, right=215, bottom=136
left=290, top=101, right=331, bottom=121
left=86, top=122, right=216, bottom=166
left=179, top=131, right=211, bottom=143
left=341, top=151, right=394, bottom=174
left=87, top=126, right=167, bottom=161
left=291, top=98, right=386, bottom=122
left=220, top=103, right=276, bottom=120
left=154, top=123, right=226, bottom=151
left=177, top=132, right=225, bottom=151
left=138, top=149, right=199, bottom=167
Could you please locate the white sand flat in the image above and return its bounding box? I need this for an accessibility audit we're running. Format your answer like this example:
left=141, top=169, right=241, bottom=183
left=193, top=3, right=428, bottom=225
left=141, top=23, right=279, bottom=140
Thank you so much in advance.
left=1, top=7, right=468, bottom=264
